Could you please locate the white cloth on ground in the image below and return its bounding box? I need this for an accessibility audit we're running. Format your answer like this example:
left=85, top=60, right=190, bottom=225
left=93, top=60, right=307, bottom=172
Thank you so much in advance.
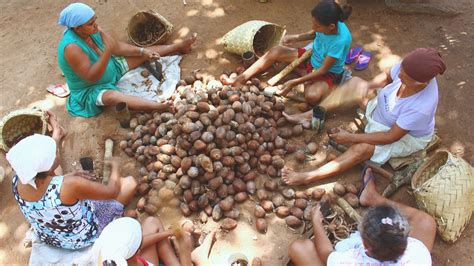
left=92, top=217, right=142, bottom=266
left=117, top=55, right=182, bottom=102
left=6, top=134, right=56, bottom=189
left=365, top=97, right=432, bottom=164
left=327, top=231, right=432, bottom=265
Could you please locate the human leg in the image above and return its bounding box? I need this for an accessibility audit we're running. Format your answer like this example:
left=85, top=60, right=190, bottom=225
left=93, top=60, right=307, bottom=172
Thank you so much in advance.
left=304, top=81, right=330, bottom=106
left=221, top=45, right=298, bottom=85
left=125, top=33, right=198, bottom=70
left=140, top=217, right=180, bottom=266
left=319, top=77, right=372, bottom=112
left=115, top=175, right=138, bottom=206
left=359, top=168, right=437, bottom=251
left=288, top=239, right=325, bottom=266
left=101, top=90, right=170, bottom=112
left=282, top=143, right=375, bottom=185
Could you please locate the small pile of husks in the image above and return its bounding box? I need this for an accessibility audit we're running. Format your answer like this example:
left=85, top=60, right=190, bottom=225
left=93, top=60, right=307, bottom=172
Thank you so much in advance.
left=120, top=71, right=358, bottom=235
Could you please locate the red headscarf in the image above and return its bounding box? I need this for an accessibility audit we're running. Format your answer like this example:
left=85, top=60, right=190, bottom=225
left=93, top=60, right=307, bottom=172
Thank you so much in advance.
left=401, top=48, right=447, bottom=83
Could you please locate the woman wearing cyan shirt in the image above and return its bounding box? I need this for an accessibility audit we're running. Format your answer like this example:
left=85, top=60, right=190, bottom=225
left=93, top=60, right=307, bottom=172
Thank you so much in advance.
left=282, top=48, right=446, bottom=185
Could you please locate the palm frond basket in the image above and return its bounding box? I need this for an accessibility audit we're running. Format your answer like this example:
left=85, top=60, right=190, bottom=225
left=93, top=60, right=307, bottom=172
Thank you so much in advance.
left=222, top=20, right=286, bottom=57
left=0, top=108, right=47, bottom=152
left=128, top=10, right=174, bottom=47
left=411, top=151, right=474, bottom=243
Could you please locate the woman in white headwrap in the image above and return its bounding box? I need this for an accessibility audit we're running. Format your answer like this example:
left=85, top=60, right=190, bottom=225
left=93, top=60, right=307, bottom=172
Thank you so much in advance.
left=94, top=216, right=218, bottom=266
left=57, top=2, right=197, bottom=118
left=7, top=111, right=138, bottom=250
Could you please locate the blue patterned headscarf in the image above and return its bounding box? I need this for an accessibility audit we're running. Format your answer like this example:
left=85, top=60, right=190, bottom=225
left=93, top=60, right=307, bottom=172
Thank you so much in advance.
left=58, top=3, right=95, bottom=28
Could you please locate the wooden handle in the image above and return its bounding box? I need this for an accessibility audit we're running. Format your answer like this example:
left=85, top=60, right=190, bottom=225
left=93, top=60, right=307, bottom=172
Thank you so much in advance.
left=267, top=48, right=313, bottom=86
left=364, top=161, right=393, bottom=181
left=102, top=139, right=114, bottom=184
left=335, top=196, right=362, bottom=223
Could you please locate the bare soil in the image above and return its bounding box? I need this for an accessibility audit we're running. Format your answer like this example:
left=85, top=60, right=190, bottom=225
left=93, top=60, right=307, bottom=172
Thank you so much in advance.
left=0, top=0, right=473, bottom=265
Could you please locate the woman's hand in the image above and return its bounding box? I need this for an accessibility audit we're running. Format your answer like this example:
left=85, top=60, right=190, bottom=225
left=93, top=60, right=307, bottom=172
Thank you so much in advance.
left=143, top=48, right=160, bottom=60
left=99, top=27, right=117, bottom=53
left=282, top=34, right=298, bottom=46
left=329, top=128, right=354, bottom=144
left=311, top=204, right=324, bottom=225
left=277, top=79, right=298, bottom=96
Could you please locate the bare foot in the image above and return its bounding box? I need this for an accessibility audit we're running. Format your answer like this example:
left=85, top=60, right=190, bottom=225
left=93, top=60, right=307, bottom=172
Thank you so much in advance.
left=180, top=33, right=198, bottom=54
left=281, top=166, right=311, bottom=185
left=359, top=168, right=383, bottom=206
left=192, top=228, right=218, bottom=266
left=282, top=111, right=311, bottom=128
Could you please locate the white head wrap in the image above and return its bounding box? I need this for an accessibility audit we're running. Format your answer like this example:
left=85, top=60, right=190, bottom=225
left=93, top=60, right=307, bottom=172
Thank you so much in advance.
left=6, top=134, right=57, bottom=189
left=93, top=217, right=143, bottom=265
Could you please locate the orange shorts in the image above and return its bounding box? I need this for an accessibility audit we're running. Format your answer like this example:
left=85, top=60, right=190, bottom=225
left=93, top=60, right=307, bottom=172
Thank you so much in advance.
left=297, top=48, right=342, bottom=88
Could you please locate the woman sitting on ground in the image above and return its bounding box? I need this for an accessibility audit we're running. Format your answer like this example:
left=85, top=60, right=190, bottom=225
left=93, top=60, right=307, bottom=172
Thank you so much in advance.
left=221, top=0, right=352, bottom=105
left=57, top=3, right=197, bottom=117
left=93, top=216, right=217, bottom=266
left=289, top=168, right=436, bottom=265
left=6, top=111, right=137, bottom=250
left=282, top=48, right=446, bottom=185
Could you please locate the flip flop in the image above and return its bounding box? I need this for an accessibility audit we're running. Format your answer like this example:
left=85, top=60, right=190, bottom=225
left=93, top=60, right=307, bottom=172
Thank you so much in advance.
left=46, top=84, right=70, bottom=98
left=358, top=165, right=375, bottom=198
left=354, top=51, right=372, bottom=71
left=345, top=46, right=363, bottom=64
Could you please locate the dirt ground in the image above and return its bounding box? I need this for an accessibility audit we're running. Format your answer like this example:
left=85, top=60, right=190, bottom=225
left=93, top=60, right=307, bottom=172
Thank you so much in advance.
left=0, top=0, right=473, bottom=265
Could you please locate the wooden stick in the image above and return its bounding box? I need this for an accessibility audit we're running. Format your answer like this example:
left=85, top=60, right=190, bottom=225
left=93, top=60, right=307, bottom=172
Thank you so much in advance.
left=267, top=48, right=312, bottom=86
left=335, top=196, right=362, bottom=223
left=364, top=161, right=393, bottom=181
left=102, top=139, right=114, bottom=184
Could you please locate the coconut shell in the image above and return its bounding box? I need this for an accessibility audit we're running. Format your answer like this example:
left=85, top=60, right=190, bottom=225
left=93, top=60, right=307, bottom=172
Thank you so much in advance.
left=307, top=142, right=319, bottom=154
left=234, top=192, right=248, bottom=203
left=311, top=188, right=326, bottom=201
left=344, top=193, right=360, bottom=208
left=333, top=182, right=346, bottom=196
left=254, top=205, right=266, bottom=218
left=256, top=189, right=269, bottom=201
left=256, top=218, right=268, bottom=234
left=264, top=180, right=278, bottom=191
left=219, top=197, right=235, bottom=212
left=282, top=188, right=296, bottom=199
left=260, top=200, right=274, bottom=212
left=180, top=203, right=192, bottom=216
left=212, top=205, right=223, bottom=221
left=220, top=218, right=238, bottom=231
left=292, top=125, right=304, bottom=136
left=294, top=199, right=308, bottom=209
left=272, top=194, right=285, bottom=207
left=285, top=216, right=302, bottom=228
left=345, top=184, right=358, bottom=195
left=290, top=206, right=304, bottom=219
left=276, top=206, right=290, bottom=218
left=295, top=150, right=306, bottom=162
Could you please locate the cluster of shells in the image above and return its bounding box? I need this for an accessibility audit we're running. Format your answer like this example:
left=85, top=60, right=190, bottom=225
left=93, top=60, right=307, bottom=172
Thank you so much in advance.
left=119, top=71, right=360, bottom=234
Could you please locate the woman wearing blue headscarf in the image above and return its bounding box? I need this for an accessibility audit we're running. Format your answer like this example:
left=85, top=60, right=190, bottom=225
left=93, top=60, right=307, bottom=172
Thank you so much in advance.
left=57, top=3, right=197, bottom=117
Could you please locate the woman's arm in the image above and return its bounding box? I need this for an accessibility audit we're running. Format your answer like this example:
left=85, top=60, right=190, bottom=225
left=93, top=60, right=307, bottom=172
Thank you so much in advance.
left=100, top=30, right=160, bottom=60
left=60, top=159, right=121, bottom=204
left=64, top=43, right=112, bottom=83
left=330, top=125, right=408, bottom=146
left=140, top=230, right=174, bottom=250
left=311, top=206, right=334, bottom=264
left=283, top=30, right=315, bottom=46
left=368, top=70, right=393, bottom=90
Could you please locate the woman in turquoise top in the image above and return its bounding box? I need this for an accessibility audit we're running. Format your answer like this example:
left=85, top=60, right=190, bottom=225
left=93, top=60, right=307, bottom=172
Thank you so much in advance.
left=221, top=0, right=352, bottom=106
left=57, top=3, right=197, bottom=117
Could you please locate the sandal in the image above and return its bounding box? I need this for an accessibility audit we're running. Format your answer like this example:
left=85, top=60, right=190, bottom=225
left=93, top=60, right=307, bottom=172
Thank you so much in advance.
left=354, top=51, right=372, bottom=71
left=345, top=45, right=363, bottom=64
left=46, top=84, right=70, bottom=98
left=358, top=166, right=375, bottom=198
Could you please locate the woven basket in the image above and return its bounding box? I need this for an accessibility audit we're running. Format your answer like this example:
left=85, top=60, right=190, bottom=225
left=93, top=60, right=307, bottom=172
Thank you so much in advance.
left=222, top=20, right=286, bottom=57
left=0, top=108, right=47, bottom=152
left=411, top=151, right=474, bottom=243
left=127, top=10, right=174, bottom=47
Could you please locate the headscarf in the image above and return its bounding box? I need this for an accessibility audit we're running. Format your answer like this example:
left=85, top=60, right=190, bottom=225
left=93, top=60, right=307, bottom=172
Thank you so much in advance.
left=6, top=134, right=57, bottom=189
left=92, top=217, right=143, bottom=265
left=58, top=3, right=95, bottom=28
left=401, top=48, right=447, bottom=83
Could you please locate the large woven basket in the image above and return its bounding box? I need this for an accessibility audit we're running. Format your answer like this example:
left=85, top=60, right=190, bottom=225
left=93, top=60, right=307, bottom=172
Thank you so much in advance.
left=222, top=20, right=286, bottom=57
left=411, top=151, right=474, bottom=243
left=127, top=10, right=174, bottom=47
left=0, top=108, right=47, bottom=152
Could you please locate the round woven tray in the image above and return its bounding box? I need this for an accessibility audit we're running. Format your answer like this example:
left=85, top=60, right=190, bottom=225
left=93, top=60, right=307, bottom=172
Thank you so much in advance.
left=127, top=10, right=174, bottom=47
left=411, top=151, right=474, bottom=243
left=222, top=20, right=286, bottom=57
left=0, top=108, right=47, bottom=152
